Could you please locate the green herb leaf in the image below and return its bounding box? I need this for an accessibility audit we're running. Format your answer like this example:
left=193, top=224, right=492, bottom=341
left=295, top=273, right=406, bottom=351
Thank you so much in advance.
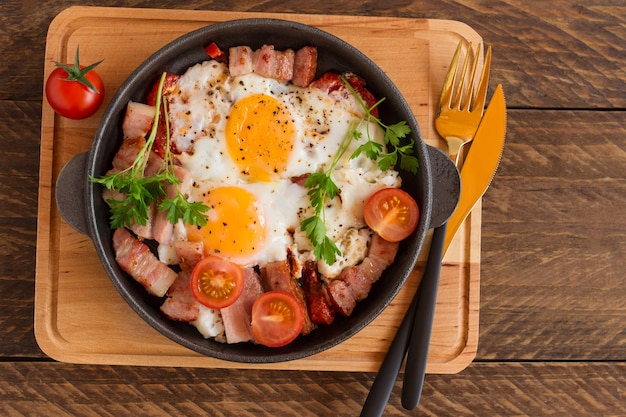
left=54, top=45, right=103, bottom=94
left=90, top=72, right=209, bottom=229
left=300, top=216, right=341, bottom=265
left=300, top=74, right=420, bottom=265
left=352, top=140, right=383, bottom=160
left=159, top=194, right=209, bottom=227
left=377, top=152, right=398, bottom=171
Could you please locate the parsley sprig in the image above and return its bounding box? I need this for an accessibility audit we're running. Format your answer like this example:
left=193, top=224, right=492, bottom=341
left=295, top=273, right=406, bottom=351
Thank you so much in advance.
left=91, top=72, right=209, bottom=229
left=346, top=81, right=419, bottom=174
left=300, top=75, right=419, bottom=265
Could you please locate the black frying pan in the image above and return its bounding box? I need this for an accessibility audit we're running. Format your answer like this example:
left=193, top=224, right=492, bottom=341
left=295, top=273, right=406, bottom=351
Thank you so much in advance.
left=56, top=19, right=459, bottom=363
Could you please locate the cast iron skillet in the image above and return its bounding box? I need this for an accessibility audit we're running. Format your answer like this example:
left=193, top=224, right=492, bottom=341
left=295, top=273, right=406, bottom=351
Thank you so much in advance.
left=56, top=18, right=457, bottom=363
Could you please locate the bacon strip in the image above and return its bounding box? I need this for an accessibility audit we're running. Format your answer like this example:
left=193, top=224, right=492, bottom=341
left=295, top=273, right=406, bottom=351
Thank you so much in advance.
left=272, top=48, right=295, bottom=81
left=327, top=234, right=399, bottom=317
left=122, top=101, right=155, bottom=140
left=160, top=270, right=200, bottom=322
left=252, top=44, right=276, bottom=78
left=303, top=261, right=335, bottom=325
left=220, top=268, right=264, bottom=344
left=173, top=240, right=204, bottom=273
left=292, top=46, right=317, bottom=87
left=228, top=45, right=314, bottom=85
left=261, top=260, right=316, bottom=335
left=112, top=228, right=178, bottom=298
left=228, top=46, right=254, bottom=77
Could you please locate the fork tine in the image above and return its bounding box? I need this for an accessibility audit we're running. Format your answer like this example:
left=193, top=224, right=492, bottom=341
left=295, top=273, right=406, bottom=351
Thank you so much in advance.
left=471, top=44, right=492, bottom=112
left=438, top=41, right=463, bottom=110
left=460, top=44, right=480, bottom=111
left=452, top=42, right=473, bottom=109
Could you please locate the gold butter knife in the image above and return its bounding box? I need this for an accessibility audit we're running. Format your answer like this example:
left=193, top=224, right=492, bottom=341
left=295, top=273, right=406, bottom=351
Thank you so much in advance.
left=443, top=83, right=507, bottom=255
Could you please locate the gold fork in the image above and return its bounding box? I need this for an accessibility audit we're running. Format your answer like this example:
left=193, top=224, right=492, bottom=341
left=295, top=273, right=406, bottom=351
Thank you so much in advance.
left=359, top=41, right=493, bottom=417
left=400, top=41, right=492, bottom=410
left=436, top=41, right=492, bottom=167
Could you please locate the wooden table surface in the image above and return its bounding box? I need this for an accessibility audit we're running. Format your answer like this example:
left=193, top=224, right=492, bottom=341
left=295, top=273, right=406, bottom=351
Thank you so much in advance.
left=1, top=1, right=625, bottom=415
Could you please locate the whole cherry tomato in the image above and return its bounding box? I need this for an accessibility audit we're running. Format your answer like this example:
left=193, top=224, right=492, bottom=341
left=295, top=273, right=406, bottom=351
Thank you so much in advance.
left=45, top=47, right=105, bottom=120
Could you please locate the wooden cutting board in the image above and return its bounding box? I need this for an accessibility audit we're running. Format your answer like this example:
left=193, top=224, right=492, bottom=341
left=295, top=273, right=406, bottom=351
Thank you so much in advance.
left=35, top=6, right=481, bottom=373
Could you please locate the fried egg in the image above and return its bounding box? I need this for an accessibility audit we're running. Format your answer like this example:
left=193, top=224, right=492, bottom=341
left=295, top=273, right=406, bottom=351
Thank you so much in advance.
left=167, top=60, right=401, bottom=277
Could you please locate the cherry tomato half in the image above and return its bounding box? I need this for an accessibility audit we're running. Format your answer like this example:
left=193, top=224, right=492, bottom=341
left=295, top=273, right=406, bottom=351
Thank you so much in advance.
left=251, top=291, right=305, bottom=348
left=190, top=256, right=245, bottom=309
left=364, top=188, right=420, bottom=242
left=45, top=48, right=105, bottom=120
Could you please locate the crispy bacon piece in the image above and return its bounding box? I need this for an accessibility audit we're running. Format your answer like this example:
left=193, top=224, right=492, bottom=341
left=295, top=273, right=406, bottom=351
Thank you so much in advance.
left=303, top=261, right=335, bottom=325
left=292, top=46, right=317, bottom=87
left=221, top=268, right=264, bottom=344
left=327, top=280, right=356, bottom=317
left=112, top=228, right=178, bottom=298
left=273, top=48, right=295, bottom=81
left=228, top=46, right=254, bottom=77
left=251, top=45, right=295, bottom=80
left=122, top=101, right=155, bottom=140
left=160, top=270, right=200, bottom=322
left=228, top=45, right=313, bottom=85
left=173, top=240, right=204, bottom=273
left=252, top=44, right=277, bottom=78
left=289, top=173, right=310, bottom=186
left=327, top=234, right=399, bottom=317
left=261, top=260, right=316, bottom=335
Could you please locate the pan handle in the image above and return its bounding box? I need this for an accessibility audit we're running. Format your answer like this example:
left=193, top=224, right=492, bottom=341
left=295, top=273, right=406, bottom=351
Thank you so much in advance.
left=426, top=146, right=460, bottom=230
left=55, top=152, right=89, bottom=235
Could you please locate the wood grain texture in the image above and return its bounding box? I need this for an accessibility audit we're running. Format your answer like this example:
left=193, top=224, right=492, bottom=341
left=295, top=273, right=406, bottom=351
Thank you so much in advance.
left=0, top=362, right=625, bottom=416
left=1, top=0, right=626, bottom=414
left=0, top=101, right=42, bottom=358
left=1, top=0, right=625, bottom=108
left=480, top=109, right=626, bottom=361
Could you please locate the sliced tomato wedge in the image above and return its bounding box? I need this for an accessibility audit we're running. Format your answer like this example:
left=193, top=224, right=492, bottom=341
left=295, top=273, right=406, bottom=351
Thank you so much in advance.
left=190, top=256, right=245, bottom=309
left=364, top=188, right=420, bottom=242
left=251, top=291, right=305, bottom=348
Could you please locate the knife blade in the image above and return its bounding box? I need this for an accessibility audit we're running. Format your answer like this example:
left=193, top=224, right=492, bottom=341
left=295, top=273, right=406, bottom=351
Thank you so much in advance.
left=442, top=83, right=507, bottom=255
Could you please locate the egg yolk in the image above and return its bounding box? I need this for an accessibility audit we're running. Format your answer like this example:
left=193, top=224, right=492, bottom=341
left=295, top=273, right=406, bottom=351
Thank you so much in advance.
left=188, top=186, right=266, bottom=263
left=225, top=94, right=295, bottom=182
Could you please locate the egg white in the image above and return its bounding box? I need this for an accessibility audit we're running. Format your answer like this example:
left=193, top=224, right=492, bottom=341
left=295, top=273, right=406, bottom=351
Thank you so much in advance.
left=168, top=59, right=401, bottom=277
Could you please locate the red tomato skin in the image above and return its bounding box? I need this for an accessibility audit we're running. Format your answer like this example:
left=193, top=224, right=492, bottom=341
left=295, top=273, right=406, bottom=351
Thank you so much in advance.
left=309, top=72, right=379, bottom=117
left=205, top=42, right=226, bottom=62
left=364, top=188, right=420, bottom=243
left=146, top=73, right=181, bottom=158
left=190, top=256, right=245, bottom=309
left=251, top=291, right=305, bottom=348
left=45, top=66, right=105, bottom=120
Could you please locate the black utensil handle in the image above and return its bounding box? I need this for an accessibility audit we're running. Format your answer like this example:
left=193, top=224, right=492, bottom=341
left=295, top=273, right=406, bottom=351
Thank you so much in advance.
left=401, top=222, right=447, bottom=409
left=359, top=289, right=419, bottom=417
